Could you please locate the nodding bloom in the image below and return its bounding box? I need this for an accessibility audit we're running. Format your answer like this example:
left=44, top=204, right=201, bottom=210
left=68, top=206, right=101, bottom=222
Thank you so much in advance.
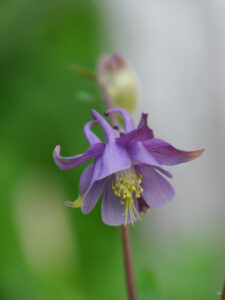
left=53, top=108, right=204, bottom=226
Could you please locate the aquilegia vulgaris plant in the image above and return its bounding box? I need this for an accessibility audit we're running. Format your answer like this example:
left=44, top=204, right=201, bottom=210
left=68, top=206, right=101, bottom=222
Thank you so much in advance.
left=53, top=54, right=204, bottom=300
left=53, top=107, right=203, bottom=226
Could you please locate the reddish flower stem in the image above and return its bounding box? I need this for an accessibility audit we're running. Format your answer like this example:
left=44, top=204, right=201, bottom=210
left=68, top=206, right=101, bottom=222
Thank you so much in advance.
left=121, top=225, right=137, bottom=300
left=221, top=282, right=225, bottom=300
left=99, top=83, right=117, bottom=125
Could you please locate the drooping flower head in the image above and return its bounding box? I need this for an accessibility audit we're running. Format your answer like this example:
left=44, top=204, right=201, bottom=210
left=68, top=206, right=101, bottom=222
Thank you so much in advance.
left=53, top=108, right=204, bottom=226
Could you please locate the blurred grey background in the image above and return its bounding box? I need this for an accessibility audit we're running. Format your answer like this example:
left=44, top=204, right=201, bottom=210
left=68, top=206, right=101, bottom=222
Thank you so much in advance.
left=101, top=1, right=225, bottom=297
left=102, top=0, right=225, bottom=237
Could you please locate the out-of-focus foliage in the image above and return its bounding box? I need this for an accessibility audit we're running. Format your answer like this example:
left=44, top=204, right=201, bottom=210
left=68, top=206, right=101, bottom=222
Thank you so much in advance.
left=0, top=1, right=124, bottom=299
left=0, top=1, right=224, bottom=300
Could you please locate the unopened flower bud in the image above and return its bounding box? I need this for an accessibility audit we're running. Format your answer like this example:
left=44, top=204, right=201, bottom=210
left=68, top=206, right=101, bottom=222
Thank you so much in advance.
left=97, top=54, right=139, bottom=116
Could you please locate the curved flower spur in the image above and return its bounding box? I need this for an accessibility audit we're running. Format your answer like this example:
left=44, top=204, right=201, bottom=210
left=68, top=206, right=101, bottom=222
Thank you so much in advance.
left=53, top=108, right=204, bottom=226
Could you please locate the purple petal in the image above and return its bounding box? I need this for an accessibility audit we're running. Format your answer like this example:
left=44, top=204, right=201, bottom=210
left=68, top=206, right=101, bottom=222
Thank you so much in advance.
left=138, top=196, right=149, bottom=212
left=105, top=108, right=135, bottom=132
left=137, top=113, right=149, bottom=129
left=81, top=178, right=107, bottom=214
left=91, top=109, right=116, bottom=142
left=135, top=164, right=175, bottom=208
left=127, top=142, right=160, bottom=167
left=79, top=141, right=131, bottom=215
left=91, top=141, right=131, bottom=181
left=143, top=138, right=205, bottom=166
left=101, top=178, right=139, bottom=226
left=153, top=166, right=173, bottom=178
left=84, top=120, right=101, bottom=145
left=116, top=112, right=154, bottom=146
left=79, top=163, right=94, bottom=195
left=53, top=143, right=105, bottom=171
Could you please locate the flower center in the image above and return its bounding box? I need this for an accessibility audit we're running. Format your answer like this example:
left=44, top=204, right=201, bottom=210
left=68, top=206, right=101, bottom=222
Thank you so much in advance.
left=112, top=168, right=143, bottom=225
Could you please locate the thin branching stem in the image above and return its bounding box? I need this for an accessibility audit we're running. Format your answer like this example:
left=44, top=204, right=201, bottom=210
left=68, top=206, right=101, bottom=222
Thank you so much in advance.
left=221, top=282, right=225, bottom=300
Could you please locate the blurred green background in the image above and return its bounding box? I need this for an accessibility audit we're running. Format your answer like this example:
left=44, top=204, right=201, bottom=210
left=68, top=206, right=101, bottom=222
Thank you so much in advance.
left=0, top=1, right=224, bottom=299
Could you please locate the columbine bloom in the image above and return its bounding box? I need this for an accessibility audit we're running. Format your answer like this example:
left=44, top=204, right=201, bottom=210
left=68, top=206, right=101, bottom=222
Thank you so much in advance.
left=53, top=108, right=204, bottom=226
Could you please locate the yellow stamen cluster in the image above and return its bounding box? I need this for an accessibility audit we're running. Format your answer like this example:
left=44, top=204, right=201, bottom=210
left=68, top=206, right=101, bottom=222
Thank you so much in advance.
left=112, top=169, right=143, bottom=225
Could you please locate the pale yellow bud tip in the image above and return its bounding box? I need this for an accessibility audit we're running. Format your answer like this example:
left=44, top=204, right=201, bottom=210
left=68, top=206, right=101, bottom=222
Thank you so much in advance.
left=97, top=53, right=139, bottom=116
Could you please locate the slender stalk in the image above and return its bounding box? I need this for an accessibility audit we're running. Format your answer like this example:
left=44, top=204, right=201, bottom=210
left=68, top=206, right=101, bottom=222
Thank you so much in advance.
left=99, top=83, right=118, bottom=125
left=121, top=225, right=137, bottom=300
left=221, top=282, right=225, bottom=300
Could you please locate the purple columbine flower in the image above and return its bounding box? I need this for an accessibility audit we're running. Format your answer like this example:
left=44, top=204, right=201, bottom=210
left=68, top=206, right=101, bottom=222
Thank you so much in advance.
left=53, top=108, right=204, bottom=226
